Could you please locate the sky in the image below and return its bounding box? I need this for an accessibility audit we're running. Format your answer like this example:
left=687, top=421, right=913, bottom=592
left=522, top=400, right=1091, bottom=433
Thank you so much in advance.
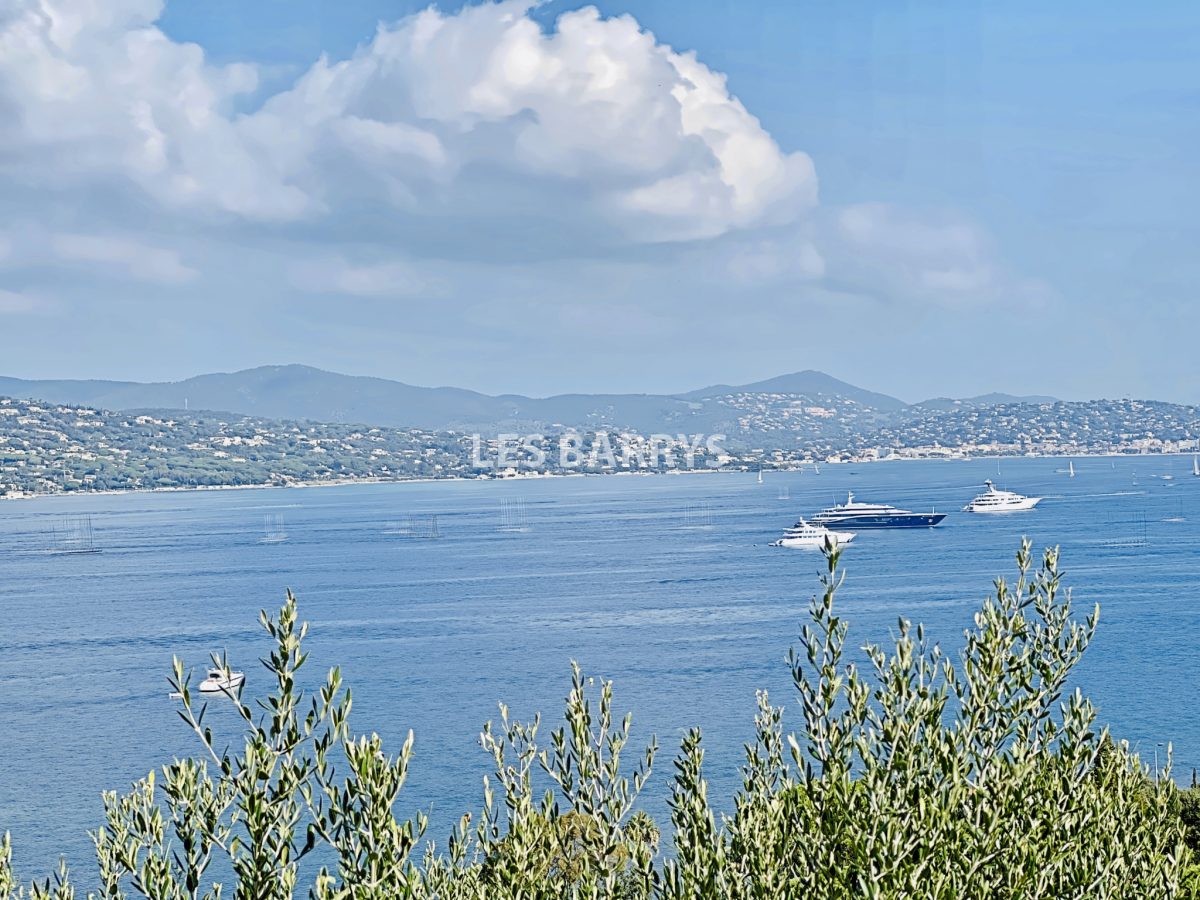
left=1, top=0, right=1197, bottom=402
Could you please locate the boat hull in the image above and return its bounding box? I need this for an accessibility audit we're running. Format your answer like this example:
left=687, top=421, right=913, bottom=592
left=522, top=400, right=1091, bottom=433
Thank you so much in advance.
left=965, top=498, right=1041, bottom=513
left=772, top=530, right=855, bottom=548
left=810, top=513, right=946, bottom=528
left=199, top=673, right=246, bottom=693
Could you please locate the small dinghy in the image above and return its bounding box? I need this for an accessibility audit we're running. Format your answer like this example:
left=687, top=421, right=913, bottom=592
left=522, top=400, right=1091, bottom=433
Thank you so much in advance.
left=198, top=667, right=245, bottom=694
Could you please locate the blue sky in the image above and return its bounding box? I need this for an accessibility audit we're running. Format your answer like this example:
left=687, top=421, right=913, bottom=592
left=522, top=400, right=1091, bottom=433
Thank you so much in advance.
left=1, top=0, right=1197, bottom=402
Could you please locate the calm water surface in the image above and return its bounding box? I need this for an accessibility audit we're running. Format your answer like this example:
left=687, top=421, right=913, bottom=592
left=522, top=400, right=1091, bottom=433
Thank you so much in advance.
left=2, top=457, right=1199, bottom=877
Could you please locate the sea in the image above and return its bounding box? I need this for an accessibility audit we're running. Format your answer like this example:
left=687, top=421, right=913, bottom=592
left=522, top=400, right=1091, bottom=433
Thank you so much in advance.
left=2, top=456, right=1199, bottom=880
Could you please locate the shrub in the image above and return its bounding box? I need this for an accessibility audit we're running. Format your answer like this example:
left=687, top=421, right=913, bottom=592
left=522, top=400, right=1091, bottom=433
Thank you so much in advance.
left=1, top=540, right=1191, bottom=898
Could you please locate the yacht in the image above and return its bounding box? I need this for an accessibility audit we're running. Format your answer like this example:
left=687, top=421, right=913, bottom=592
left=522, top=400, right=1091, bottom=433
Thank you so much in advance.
left=963, top=480, right=1041, bottom=513
left=198, top=668, right=245, bottom=694
left=770, top=519, right=855, bottom=549
left=809, top=492, right=946, bottom=528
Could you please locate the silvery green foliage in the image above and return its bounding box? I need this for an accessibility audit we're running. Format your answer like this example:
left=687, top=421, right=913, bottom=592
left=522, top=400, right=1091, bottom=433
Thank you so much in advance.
left=420, top=662, right=660, bottom=899
left=89, top=593, right=430, bottom=900
left=662, top=539, right=1191, bottom=899
left=1, top=835, right=75, bottom=899
left=1, top=542, right=1193, bottom=898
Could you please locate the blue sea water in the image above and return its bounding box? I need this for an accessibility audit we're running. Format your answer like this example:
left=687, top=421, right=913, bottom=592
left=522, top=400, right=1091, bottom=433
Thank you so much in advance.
left=2, top=456, right=1199, bottom=880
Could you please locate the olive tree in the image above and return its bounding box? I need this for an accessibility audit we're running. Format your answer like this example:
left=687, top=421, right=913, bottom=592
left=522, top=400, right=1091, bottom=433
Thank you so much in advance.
left=1, top=541, right=1192, bottom=899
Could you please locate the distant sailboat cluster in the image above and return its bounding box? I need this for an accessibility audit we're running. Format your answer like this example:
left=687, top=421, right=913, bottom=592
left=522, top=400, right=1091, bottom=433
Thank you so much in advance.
left=48, top=515, right=100, bottom=555
left=384, top=514, right=442, bottom=540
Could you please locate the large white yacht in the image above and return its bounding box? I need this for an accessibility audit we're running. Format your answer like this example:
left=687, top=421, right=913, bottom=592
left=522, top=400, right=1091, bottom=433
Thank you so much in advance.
left=770, top=519, right=855, bottom=549
left=963, top=480, right=1041, bottom=513
left=810, top=493, right=946, bottom=528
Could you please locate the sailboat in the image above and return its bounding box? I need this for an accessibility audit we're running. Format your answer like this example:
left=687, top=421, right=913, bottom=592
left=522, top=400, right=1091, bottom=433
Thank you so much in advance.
left=757, top=468, right=764, bottom=484
left=1193, top=455, right=1199, bottom=477
left=259, top=513, right=288, bottom=544
left=1164, top=495, right=1186, bottom=523
left=384, top=518, right=441, bottom=540
left=1068, top=461, right=1076, bottom=478
left=499, top=498, right=530, bottom=533
left=1104, top=511, right=1149, bottom=550
left=681, top=504, right=713, bottom=530
left=49, top=515, right=101, bottom=555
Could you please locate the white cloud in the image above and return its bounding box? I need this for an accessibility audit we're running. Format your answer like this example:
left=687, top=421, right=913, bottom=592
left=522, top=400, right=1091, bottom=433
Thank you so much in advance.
left=290, top=257, right=436, bottom=298
left=245, top=1, right=818, bottom=242
left=51, top=233, right=197, bottom=283
left=832, top=203, right=1007, bottom=306
left=0, top=0, right=306, bottom=219
left=0, top=288, right=43, bottom=314
left=723, top=233, right=826, bottom=284
left=0, top=0, right=817, bottom=246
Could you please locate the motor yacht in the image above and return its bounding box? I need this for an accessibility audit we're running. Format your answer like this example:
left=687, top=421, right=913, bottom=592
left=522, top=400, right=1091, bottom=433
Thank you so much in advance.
left=770, top=518, right=855, bottom=549
left=810, top=492, right=945, bottom=528
left=963, top=480, right=1041, bottom=513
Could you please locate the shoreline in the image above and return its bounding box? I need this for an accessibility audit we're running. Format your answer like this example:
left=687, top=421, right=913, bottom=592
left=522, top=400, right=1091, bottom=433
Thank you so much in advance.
left=4, top=449, right=1196, bottom=503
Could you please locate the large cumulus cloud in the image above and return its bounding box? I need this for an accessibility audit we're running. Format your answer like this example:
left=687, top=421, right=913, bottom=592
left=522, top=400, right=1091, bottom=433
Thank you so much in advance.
left=0, top=0, right=303, bottom=218
left=0, top=0, right=817, bottom=245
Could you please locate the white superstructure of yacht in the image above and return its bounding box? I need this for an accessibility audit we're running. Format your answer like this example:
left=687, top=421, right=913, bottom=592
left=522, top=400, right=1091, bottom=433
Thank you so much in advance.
left=963, top=480, right=1041, bottom=513
left=770, top=519, right=855, bottom=549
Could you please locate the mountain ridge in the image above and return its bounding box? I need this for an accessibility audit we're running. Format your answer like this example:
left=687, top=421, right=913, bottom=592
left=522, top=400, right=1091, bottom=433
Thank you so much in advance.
left=0, top=364, right=1055, bottom=435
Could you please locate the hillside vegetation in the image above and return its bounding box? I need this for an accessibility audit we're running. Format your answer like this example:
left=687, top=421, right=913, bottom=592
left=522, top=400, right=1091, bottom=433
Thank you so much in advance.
left=0, top=397, right=473, bottom=496
left=5, top=389, right=1200, bottom=499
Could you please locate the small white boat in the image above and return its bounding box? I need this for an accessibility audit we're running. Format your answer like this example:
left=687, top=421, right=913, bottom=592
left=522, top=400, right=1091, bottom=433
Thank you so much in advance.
left=1193, top=455, right=1199, bottom=477
left=770, top=518, right=855, bottom=549
left=198, top=668, right=245, bottom=694
left=963, top=480, right=1041, bottom=513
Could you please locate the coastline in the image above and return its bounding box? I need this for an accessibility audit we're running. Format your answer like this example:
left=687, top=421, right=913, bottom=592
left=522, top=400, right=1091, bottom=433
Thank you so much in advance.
left=4, top=449, right=1196, bottom=503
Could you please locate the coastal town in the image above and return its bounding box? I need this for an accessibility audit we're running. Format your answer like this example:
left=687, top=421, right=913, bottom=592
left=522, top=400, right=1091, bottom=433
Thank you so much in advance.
left=3, top=393, right=1199, bottom=498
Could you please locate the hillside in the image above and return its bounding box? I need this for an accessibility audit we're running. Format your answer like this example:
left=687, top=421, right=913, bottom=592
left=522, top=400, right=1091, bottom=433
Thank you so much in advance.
left=0, top=365, right=1053, bottom=441
left=3, top=393, right=1199, bottom=499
